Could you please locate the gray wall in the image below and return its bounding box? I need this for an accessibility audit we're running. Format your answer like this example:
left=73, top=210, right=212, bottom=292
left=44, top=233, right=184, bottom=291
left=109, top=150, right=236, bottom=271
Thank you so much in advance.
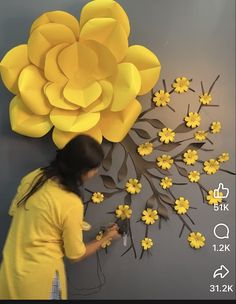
left=0, top=0, right=235, bottom=300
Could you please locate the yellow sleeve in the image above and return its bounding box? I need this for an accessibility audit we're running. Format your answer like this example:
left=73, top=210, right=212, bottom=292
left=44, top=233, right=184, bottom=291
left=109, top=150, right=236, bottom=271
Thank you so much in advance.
left=62, top=202, right=86, bottom=260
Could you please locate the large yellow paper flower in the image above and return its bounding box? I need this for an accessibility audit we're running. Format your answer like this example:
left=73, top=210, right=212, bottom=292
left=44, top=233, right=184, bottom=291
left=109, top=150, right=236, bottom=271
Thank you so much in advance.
left=137, top=142, right=153, bottom=156
left=158, top=128, right=175, bottom=144
left=203, top=159, right=220, bottom=174
left=0, top=1, right=161, bottom=148
left=142, top=208, right=159, bottom=225
left=153, top=90, right=170, bottom=106
left=174, top=197, right=190, bottom=214
left=184, top=112, right=201, bottom=128
left=210, top=121, right=221, bottom=134
left=183, top=149, right=198, bottom=165
left=206, top=190, right=223, bottom=205
left=126, top=178, right=142, bottom=194
left=141, top=238, right=153, bottom=250
left=115, top=204, right=132, bottom=220
left=172, top=77, right=190, bottom=93
left=188, top=232, right=205, bottom=249
left=156, top=154, right=174, bottom=170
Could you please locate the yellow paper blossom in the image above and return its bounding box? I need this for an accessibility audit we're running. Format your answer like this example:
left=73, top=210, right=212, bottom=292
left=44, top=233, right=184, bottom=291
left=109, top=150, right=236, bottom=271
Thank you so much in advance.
left=210, top=121, right=221, bottom=134
left=188, top=232, right=205, bottom=249
left=206, top=190, right=223, bottom=205
left=137, top=142, right=153, bottom=156
left=199, top=93, right=212, bottom=105
left=160, top=177, right=173, bottom=189
left=116, top=204, right=132, bottom=220
left=218, top=152, right=230, bottom=163
left=184, top=112, right=201, bottom=128
left=174, top=197, right=190, bottom=214
left=96, top=231, right=112, bottom=248
left=142, top=208, right=159, bottom=225
left=158, top=128, right=175, bottom=144
left=156, top=154, right=174, bottom=170
left=203, top=159, right=220, bottom=174
left=194, top=130, right=208, bottom=141
left=183, top=149, right=198, bottom=165
left=141, top=238, right=153, bottom=250
left=91, top=192, right=104, bottom=204
left=0, top=3, right=161, bottom=148
left=126, top=178, right=142, bottom=194
left=172, top=77, right=190, bottom=93
left=188, top=171, right=200, bottom=183
left=153, top=90, right=170, bottom=106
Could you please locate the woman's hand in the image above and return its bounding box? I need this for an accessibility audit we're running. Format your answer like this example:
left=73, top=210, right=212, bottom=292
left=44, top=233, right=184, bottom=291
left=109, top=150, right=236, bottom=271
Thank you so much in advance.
left=102, top=223, right=121, bottom=241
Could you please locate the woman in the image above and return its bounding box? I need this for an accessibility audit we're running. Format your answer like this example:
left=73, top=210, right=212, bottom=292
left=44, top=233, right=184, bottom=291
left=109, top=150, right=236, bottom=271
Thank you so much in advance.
left=0, top=134, right=121, bottom=300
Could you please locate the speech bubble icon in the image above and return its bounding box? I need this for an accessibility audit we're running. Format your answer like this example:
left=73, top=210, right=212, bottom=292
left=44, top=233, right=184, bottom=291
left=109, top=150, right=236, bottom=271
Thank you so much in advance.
left=213, top=223, right=229, bottom=239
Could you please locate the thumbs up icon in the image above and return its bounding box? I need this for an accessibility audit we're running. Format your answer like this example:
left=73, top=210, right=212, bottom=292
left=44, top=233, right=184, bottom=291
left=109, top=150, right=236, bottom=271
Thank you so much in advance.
left=213, top=183, right=229, bottom=199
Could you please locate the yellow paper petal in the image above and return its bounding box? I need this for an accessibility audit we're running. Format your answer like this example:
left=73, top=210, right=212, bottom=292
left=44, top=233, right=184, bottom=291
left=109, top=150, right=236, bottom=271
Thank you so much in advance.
left=80, top=0, right=130, bottom=36
left=50, top=108, right=100, bottom=132
left=99, top=99, right=142, bottom=142
left=80, top=18, right=128, bottom=62
left=9, top=96, right=52, bottom=137
left=44, top=43, right=69, bottom=83
left=28, top=23, right=76, bottom=68
left=58, top=42, right=98, bottom=79
left=123, top=45, right=161, bottom=95
left=30, top=10, right=80, bottom=39
left=83, top=40, right=117, bottom=79
left=45, top=82, right=79, bottom=110
left=63, top=79, right=102, bottom=108
left=18, top=65, right=52, bottom=115
left=0, top=45, right=30, bottom=94
left=110, top=63, right=141, bottom=111
left=52, top=126, right=102, bottom=149
left=83, top=80, right=113, bottom=112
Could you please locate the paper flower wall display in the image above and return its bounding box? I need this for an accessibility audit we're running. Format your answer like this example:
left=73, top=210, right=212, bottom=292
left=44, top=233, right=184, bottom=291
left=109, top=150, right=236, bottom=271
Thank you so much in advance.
left=83, top=75, right=235, bottom=258
left=0, top=0, right=160, bottom=148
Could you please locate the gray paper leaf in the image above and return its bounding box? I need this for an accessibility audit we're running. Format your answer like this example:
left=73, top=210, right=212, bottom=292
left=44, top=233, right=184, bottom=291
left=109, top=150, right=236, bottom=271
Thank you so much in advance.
left=146, top=194, right=157, bottom=208
left=141, top=118, right=165, bottom=129
left=175, top=165, right=188, bottom=177
left=158, top=203, right=169, bottom=219
left=100, top=175, right=117, bottom=189
left=156, top=142, right=181, bottom=152
left=159, top=193, right=173, bottom=204
left=118, top=153, right=128, bottom=182
left=174, top=123, right=192, bottom=133
left=132, top=128, right=151, bottom=139
left=102, top=143, right=114, bottom=171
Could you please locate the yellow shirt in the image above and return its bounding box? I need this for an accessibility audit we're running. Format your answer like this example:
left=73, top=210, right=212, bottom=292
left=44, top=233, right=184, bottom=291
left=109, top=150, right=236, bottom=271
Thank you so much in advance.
left=0, top=168, right=87, bottom=299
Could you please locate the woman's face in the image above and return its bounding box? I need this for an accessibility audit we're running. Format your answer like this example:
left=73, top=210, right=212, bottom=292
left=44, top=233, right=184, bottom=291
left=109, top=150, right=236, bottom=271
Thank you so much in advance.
left=81, top=167, right=98, bottom=182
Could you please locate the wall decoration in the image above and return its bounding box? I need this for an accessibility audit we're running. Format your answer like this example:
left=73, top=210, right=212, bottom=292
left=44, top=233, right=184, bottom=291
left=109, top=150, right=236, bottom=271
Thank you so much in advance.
left=0, top=0, right=235, bottom=260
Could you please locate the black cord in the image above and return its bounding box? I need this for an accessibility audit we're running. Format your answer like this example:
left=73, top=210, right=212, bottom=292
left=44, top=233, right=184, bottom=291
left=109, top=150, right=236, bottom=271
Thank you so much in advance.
left=69, top=250, right=106, bottom=296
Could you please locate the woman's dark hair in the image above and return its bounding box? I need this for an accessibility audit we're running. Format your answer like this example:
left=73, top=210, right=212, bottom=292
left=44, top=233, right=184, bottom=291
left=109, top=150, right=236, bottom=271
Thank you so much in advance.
left=17, top=134, right=104, bottom=208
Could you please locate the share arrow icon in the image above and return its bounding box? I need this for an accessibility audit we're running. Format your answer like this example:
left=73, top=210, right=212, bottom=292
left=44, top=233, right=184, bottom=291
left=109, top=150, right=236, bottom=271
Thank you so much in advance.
left=213, top=265, right=229, bottom=279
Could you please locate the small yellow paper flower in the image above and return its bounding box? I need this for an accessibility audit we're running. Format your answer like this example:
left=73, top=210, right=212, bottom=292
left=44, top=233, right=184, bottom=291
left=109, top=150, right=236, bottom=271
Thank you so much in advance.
left=194, top=130, right=208, bottom=141
left=158, top=128, right=175, bottom=144
left=188, top=171, right=200, bottom=183
left=91, top=192, right=104, bottom=204
left=126, top=178, right=142, bottom=194
left=156, top=154, right=174, bottom=170
left=172, top=77, right=190, bottom=93
left=184, top=112, right=201, bottom=128
left=96, top=231, right=112, bottom=248
left=203, top=159, right=220, bottom=174
left=188, top=232, right=205, bottom=249
left=218, top=152, right=230, bottom=163
left=153, top=90, right=170, bottom=106
left=199, top=93, right=212, bottom=105
left=141, top=238, right=153, bottom=250
left=142, top=208, right=159, bottom=225
left=160, top=177, right=173, bottom=189
left=137, top=142, right=153, bottom=156
left=174, top=197, right=190, bottom=214
left=206, top=190, right=223, bottom=205
left=116, top=204, right=132, bottom=220
left=183, top=149, right=198, bottom=165
left=210, top=121, right=221, bottom=134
